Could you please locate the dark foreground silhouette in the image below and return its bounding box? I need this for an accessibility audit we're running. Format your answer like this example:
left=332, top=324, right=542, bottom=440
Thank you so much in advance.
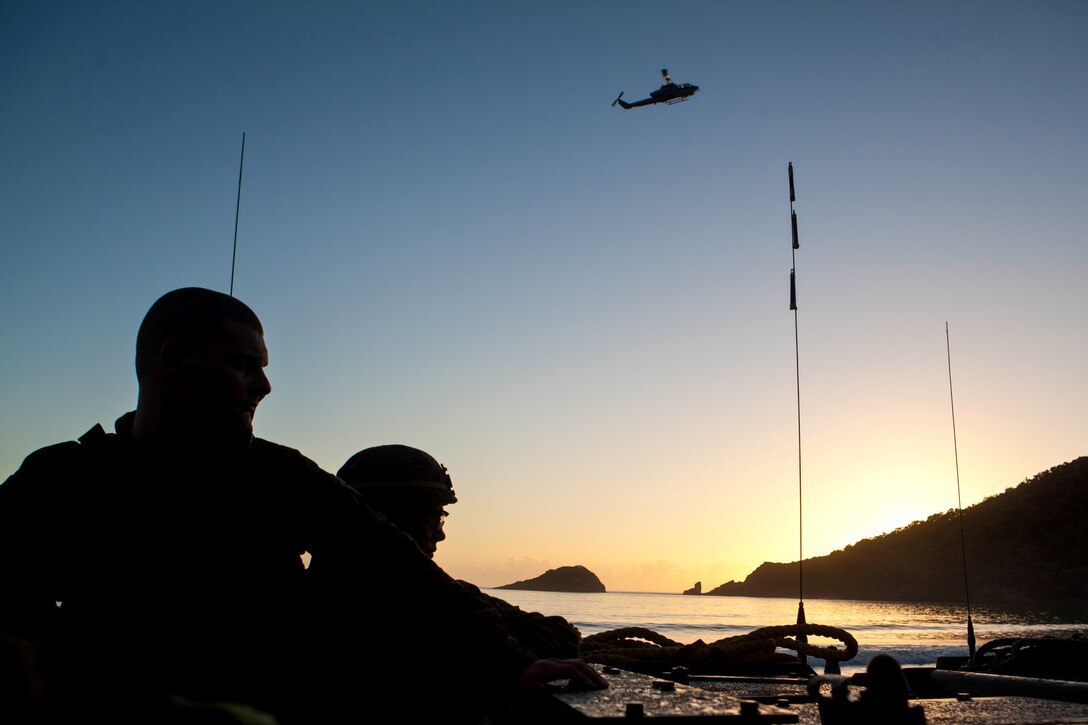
left=336, top=443, right=582, bottom=660
left=0, top=288, right=605, bottom=725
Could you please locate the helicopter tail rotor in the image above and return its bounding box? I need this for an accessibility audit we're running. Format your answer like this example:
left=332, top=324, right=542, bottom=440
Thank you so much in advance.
left=612, top=92, right=624, bottom=108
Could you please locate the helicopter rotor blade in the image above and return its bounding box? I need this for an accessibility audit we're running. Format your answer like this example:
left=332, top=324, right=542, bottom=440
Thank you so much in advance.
left=661, top=68, right=671, bottom=83
left=612, top=91, right=623, bottom=107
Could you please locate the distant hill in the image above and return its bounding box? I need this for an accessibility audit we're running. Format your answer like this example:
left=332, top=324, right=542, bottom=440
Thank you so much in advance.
left=497, top=565, right=606, bottom=593
left=704, top=457, right=1088, bottom=609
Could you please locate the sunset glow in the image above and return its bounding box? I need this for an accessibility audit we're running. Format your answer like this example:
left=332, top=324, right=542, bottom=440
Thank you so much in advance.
left=2, top=2, right=1085, bottom=594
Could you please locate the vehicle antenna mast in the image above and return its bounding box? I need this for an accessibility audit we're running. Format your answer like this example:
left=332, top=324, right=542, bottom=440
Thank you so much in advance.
left=946, top=321, right=977, bottom=658
left=788, top=162, right=808, bottom=663
left=230, top=131, right=246, bottom=298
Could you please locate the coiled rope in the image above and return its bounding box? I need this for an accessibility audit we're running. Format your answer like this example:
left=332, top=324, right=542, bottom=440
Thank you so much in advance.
left=967, top=635, right=1088, bottom=679
left=580, top=623, right=858, bottom=675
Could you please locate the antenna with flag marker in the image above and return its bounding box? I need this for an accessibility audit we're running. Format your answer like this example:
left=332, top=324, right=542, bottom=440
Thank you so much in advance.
left=788, top=162, right=808, bottom=664
left=946, top=322, right=977, bottom=659
left=230, top=132, right=246, bottom=297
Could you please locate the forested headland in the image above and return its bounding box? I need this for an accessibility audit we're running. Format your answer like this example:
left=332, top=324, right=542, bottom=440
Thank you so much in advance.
left=703, top=457, right=1087, bottom=611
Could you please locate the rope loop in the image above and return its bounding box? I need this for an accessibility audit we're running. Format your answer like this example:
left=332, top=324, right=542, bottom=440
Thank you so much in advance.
left=580, top=623, right=857, bottom=674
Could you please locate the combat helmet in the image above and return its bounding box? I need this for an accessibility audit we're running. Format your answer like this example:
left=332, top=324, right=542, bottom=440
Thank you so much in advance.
left=337, top=444, right=457, bottom=506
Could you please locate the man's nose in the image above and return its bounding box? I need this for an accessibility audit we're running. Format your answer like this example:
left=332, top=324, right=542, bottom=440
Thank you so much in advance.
left=255, top=369, right=272, bottom=399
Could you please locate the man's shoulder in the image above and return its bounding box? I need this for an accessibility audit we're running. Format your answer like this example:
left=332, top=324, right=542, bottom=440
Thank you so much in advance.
left=16, top=440, right=82, bottom=472
left=251, top=437, right=321, bottom=467
left=1, top=424, right=112, bottom=496
left=20, top=424, right=110, bottom=467
left=249, top=437, right=342, bottom=484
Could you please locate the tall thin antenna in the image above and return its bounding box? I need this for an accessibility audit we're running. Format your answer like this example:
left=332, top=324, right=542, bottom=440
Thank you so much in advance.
left=788, top=162, right=808, bottom=663
left=946, top=321, right=977, bottom=658
left=230, top=132, right=246, bottom=297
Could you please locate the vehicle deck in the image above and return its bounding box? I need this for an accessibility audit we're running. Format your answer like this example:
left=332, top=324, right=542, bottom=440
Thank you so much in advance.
left=534, top=664, right=1088, bottom=723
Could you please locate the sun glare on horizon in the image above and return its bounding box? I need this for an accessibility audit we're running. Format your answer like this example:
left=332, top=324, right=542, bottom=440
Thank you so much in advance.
left=813, top=465, right=958, bottom=556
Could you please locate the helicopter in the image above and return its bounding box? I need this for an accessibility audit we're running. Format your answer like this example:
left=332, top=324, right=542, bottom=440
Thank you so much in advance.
left=612, top=69, right=699, bottom=109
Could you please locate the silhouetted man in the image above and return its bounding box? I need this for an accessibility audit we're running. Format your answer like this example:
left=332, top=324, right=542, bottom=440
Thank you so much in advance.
left=0, top=287, right=603, bottom=724
left=337, top=444, right=582, bottom=659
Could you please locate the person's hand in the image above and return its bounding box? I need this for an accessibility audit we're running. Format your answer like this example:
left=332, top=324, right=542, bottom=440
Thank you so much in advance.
left=515, top=658, right=608, bottom=694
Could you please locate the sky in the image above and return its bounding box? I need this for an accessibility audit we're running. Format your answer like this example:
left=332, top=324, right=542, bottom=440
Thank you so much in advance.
left=2, top=1, right=1085, bottom=594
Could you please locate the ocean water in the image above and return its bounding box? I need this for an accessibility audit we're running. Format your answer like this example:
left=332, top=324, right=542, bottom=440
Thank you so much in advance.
left=485, top=589, right=1088, bottom=675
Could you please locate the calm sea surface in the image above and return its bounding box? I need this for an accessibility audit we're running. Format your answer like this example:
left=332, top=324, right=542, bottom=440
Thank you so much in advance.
left=485, top=589, right=1088, bottom=675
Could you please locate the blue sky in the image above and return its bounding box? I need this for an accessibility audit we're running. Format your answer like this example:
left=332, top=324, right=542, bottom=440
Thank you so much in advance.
left=2, top=1, right=1085, bottom=592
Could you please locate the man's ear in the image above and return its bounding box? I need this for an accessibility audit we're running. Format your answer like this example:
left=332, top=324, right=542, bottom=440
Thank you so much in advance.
left=159, top=340, right=190, bottom=374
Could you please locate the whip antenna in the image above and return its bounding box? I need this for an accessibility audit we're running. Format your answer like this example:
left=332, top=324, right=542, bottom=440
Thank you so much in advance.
left=788, top=162, right=808, bottom=663
left=230, top=131, right=246, bottom=297
left=946, top=322, right=977, bottom=658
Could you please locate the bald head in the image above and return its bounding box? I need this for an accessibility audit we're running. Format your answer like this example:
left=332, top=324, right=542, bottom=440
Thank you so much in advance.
left=136, top=287, right=263, bottom=381
left=132, top=287, right=271, bottom=446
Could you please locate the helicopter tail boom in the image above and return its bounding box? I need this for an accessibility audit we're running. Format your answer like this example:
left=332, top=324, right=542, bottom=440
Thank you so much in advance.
left=612, top=92, right=632, bottom=110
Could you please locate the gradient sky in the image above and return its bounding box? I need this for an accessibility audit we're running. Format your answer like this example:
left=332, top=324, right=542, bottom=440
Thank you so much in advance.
left=2, top=1, right=1085, bottom=594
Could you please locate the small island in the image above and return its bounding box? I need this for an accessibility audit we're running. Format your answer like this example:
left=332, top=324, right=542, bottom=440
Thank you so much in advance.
left=497, top=565, right=606, bottom=593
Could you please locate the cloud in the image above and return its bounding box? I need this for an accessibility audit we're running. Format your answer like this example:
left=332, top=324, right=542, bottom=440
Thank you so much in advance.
left=447, top=555, right=555, bottom=588
left=594, top=559, right=687, bottom=593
